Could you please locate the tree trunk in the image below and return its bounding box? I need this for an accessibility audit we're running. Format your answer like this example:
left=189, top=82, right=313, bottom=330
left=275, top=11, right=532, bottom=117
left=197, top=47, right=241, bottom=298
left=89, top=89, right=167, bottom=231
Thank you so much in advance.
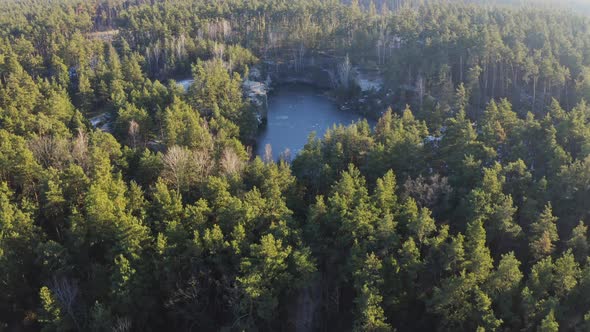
left=543, top=79, right=548, bottom=111
left=532, top=77, right=537, bottom=113
left=460, top=55, right=464, bottom=83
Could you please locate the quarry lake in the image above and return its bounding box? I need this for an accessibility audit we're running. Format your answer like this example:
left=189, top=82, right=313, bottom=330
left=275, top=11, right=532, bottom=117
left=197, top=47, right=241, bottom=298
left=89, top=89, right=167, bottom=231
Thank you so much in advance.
left=255, top=84, right=368, bottom=160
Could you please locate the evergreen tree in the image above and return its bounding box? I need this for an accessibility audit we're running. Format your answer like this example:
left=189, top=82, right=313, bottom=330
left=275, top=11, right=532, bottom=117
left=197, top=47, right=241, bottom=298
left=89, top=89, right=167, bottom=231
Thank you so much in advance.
left=529, top=203, right=559, bottom=261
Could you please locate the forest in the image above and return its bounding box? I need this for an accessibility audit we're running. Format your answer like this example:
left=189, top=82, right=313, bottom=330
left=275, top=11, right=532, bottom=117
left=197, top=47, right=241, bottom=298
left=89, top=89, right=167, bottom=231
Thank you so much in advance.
left=2, top=0, right=590, bottom=331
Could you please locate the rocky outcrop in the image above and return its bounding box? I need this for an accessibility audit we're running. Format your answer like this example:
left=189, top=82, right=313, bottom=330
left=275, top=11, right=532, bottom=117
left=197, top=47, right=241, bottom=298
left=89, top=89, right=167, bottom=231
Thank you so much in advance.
left=171, top=49, right=388, bottom=126
left=243, top=53, right=387, bottom=125
left=243, top=81, right=268, bottom=124
left=243, top=67, right=270, bottom=124
left=261, top=51, right=340, bottom=89
left=173, top=53, right=386, bottom=127
left=245, top=52, right=348, bottom=124
left=260, top=52, right=384, bottom=93
left=354, top=67, right=383, bottom=92
left=89, top=112, right=113, bottom=132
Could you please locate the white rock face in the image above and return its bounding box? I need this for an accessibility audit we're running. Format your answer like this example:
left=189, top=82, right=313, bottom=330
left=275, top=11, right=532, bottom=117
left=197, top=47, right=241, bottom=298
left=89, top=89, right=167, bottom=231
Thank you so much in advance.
left=174, top=70, right=270, bottom=124
left=177, top=78, right=194, bottom=91
left=89, top=113, right=113, bottom=132
left=243, top=71, right=269, bottom=124
left=354, top=68, right=383, bottom=92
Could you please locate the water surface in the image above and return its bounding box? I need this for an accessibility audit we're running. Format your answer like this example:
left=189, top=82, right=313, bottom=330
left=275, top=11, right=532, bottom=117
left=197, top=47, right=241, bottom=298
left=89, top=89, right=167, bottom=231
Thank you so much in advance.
left=256, top=84, right=368, bottom=159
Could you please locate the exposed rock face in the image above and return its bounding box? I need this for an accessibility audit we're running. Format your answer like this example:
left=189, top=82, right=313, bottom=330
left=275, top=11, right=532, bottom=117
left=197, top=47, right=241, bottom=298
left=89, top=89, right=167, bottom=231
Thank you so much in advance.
left=261, top=52, right=384, bottom=93
left=176, top=78, right=194, bottom=91
left=243, top=67, right=269, bottom=124
left=243, top=81, right=268, bottom=124
left=245, top=52, right=345, bottom=124
left=243, top=54, right=337, bottom=125
left=89, top=112, right=113, bottom=132
left=244, top=53, right=387, bottom=125
left=261, top=52, right=339, bottom=89
left=174, top=54, right=385, bottom=127
left=172, top=70, right=271, bottom=124
left=354, top=67, right=383, bottom=92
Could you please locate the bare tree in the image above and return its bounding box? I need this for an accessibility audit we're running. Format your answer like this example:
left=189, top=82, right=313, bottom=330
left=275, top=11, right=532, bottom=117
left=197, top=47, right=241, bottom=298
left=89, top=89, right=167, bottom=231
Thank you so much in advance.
left=152, top=42, right=160, bottom=69
left=221, top=19, right=232, bottom=40
left=29, top=136, right=71, bottom=169
left=162, top=145, right=192, bottom=191
left=213, top=42, right=225, bottom=60
left=376, top=38, right=384, bottom=66
left=206, top=19, right=233, bottom=41
left=113, top=317, right=132, bottom=332
left=220, top=147, right=244, bottom=176
left=279, top=148, right=292, bottom=164
left=337, top=54, right=353, bottom=90
left=71, top=129, right=89, bottom=170
left=403, top=174, right=452, bottom=214
left=128, top=120, right=140, bottom=149
left=50, top=277, right=81, bottom=330
left=175, top=33, right=187, bottom=61
left=264, top=144, right=273, bottom=163
left=163, top=146, right=213, bottom=191
left=267, top=31, right=279, bottom=59
left=192, top=149, right=213, bottom=180
left=417, top=74, right=425, bottom=107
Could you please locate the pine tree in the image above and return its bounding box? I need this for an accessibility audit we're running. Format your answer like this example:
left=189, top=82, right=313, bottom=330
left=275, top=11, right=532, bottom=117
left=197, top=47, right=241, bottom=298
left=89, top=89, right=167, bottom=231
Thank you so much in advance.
left=567, top=221, right=589, bottom=262
left=538, top=310, right=559, bottom=332
left=353, top=253, right=392, bottom=332
left=485, top=252, right=523, bottom=324
left=465, top=220, right=494, bottom=282
left=553, top=250, right=580, bottom=299
left=529, top=203, right=559, bottom=261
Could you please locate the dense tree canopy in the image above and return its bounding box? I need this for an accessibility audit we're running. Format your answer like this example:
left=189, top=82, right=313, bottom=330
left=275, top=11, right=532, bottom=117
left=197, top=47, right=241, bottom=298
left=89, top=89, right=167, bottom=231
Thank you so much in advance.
left=1, top=0, right=590, bottom=331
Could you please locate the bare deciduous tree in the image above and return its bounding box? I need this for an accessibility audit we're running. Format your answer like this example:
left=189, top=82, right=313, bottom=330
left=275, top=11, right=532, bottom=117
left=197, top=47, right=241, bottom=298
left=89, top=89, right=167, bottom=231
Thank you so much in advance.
left=174, top=33, right=187, bottom=61
left=213, top=42, right=225, bottom=60
left=162, top=145, right=192, bottom=191
left=417, top=74, right=425, bottom=106
left=50, top=277, right=80, bottom=330
left=162, top=146, right=213, bottom=191
left=337, top=54, right=353, bottom=90
left=264, top=144, right=273, bottom=163
left=403, top=174, right=452, bottom=214
left=29, top=136, right=71, bottom=169
left=220, top=147, right=243, bottom=176
left=113, top=317, right=132, bottom=332
left=71, top=129, right=89, bottom=170
left=192, top=149, right=213, bottom=180
left=279, top=148, right=291, bottom=164
left=128, top=120, right=140, bottom=148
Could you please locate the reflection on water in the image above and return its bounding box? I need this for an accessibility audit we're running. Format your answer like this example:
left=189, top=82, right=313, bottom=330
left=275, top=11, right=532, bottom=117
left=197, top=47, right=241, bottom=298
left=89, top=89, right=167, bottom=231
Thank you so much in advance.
left=256, top=84, right=370, bottom=160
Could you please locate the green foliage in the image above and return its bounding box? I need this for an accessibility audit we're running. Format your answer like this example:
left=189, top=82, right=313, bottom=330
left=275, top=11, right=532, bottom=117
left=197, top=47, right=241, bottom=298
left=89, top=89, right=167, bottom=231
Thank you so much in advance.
left=38, top=286, right=63, bottom=330
left=465, top=220, right=493, bottom=282
left=1, top=0, right=590, bottom=330
left=539, top=310, right=559, bottom=332
left=163, top=97, right=213, bottom=149
left=529, top=203, right=559, bottom=261
left=567, top=221, right=589, bottom=262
